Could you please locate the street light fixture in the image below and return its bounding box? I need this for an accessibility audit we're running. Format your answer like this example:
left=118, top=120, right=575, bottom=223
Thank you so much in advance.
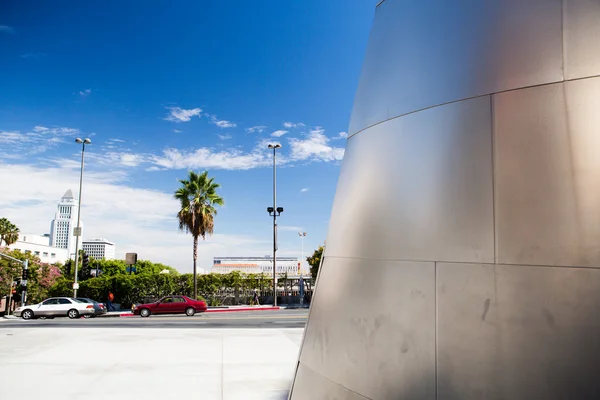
left=73, top=137, right=91, bottom=297
left=298, top=231, right=307, bottom=274
left=267, top=143, right=282, bottom=307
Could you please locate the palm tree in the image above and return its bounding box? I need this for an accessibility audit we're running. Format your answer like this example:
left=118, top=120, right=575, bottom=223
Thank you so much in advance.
left=175, top=171, right=224, bottom=299
left=0, top=218, right=20, bottom=247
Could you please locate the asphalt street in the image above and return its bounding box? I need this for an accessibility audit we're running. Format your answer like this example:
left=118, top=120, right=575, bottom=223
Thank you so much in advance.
left=0, top=309, right=309, bottom=329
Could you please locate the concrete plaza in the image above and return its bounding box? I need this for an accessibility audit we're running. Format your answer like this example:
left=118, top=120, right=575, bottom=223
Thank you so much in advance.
left=0, top=326, right=303, bottom=400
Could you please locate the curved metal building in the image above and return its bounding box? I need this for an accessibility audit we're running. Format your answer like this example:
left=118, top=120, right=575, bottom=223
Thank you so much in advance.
left=290, top=0, right=600, bottom=398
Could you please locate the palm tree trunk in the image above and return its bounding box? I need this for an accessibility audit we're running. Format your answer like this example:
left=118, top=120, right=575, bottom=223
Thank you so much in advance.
left=193, top=235, right=198, bottom=299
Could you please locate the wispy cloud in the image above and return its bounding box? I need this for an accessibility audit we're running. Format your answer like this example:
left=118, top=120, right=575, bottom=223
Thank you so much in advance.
left=150, top=145, right=272, bottom=171
left=0, top=25, right=14, bottom=34
left=20, top=52, right=46, bottom=60
left=218, top=134, right=232, bottom=140
left=79, top=89, right=91, bottom=97
left=271, top=130, right=288, bottom=137
left=246, top=126, right=267, bottom=134
left=283, top=122, right=304, bottom=129
left=173, top=129, right=182, bottom=133
left=107, top=138, right=125, bottom=143
left=0, top=126, right=83, bottom=158
left=207, top=114, right=236, bottom=128
left=335, top=131, right=348, bottom=139
left=288, top=127, right=345, bottom=162
left=214, top=120, right=236, bottom=128
left=300, top=188, right=309, bottom=193
left=164, top=107, right=202, bottom=123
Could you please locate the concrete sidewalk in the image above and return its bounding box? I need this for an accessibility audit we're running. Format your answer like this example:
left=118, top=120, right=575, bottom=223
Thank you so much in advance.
left=0, top=327, right=302, bottom=399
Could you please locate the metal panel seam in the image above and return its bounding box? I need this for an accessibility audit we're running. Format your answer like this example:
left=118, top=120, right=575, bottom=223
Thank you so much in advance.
left=297, top=362, right=373, bottom=400
left=350, top=73, right=600, bottom=139
left=324, top=255, right=600, bottom=270
left=491, top=94, right=497, bottom=264
left=434, top=261, right=439, bottom=400
left=561, top=0, right=567, bottom=78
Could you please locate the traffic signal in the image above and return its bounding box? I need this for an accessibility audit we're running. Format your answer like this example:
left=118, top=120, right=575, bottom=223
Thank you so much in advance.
left=82, top=253, right=90, bottom=277
left=22, top=269, right=28, bottom=280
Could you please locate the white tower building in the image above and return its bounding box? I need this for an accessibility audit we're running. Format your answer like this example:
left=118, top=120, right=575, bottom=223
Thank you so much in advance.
left=49, top=189, right=80, bottom=256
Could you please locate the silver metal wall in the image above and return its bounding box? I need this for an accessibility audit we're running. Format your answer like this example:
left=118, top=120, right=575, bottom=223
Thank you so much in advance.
left=290, top=0, right=600, bottom=399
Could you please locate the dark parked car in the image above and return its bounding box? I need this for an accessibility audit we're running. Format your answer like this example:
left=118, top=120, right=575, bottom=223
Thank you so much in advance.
left=132, top=295, right=207, bottom=317
left=75, top=297, right=107, bottom=318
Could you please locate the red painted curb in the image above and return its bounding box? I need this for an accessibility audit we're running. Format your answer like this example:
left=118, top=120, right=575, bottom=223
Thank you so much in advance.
left=205, top=307, right=280, bottom=313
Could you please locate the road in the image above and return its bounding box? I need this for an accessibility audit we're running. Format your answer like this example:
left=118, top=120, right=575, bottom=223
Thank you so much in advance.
left=0, top=308, right=309, bottom=329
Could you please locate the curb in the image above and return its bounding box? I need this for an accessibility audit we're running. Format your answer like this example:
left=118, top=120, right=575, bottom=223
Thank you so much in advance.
left=205, top=306, right=280, bottom=313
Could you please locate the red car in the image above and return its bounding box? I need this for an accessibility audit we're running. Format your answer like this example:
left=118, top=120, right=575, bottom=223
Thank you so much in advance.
left=132, top=295, right=207, bottom=317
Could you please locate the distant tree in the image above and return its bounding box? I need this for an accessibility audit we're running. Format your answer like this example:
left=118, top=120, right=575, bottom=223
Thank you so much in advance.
left=175, top=170, right=224, bottom=300
left=0, top=218, right=20, bottom=246
left=307, top=245, right=324, bottom=280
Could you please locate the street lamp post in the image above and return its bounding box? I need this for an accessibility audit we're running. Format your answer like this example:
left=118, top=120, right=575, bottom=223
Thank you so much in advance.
left=72, top=137, right=91, bottom=298
left=267, top=143, right=283, bottom=307
left=298, top=231, right=307, bottom=274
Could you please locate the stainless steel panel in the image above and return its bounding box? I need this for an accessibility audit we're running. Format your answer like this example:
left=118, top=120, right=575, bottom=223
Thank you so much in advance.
left=349, top=0, right=563, bottom=135
left=328, top=96, right=494, bottom=263
left=564, top=0, right=600, bottom=80
left=290, top=364, right=370, bottom=400
left=495, top=80, right=600, bottom=267
left=437, top=262, right=600, bottom=399
left=299, top=257, right=435, bottom=400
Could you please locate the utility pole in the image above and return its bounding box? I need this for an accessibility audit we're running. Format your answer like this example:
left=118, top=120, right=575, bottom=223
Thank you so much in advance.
left=73, top=137, right=91, bottom=297
left=267, top=143, right=283, bottom=307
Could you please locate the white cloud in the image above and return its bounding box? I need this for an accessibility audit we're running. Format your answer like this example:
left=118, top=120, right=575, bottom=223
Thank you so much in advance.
left=337, top=131, right=348, bottom=139
left=164, top=107, right=202, bottom=123
left=151, top=146, right=272, bottom=170
left=271, top=130, right=288, bottom=137
left=283, top=122, right=304, bottom=129
left=0, top=126, right=82, bottom=157
left=288, top=128, right=345, bottom=162
left=207, top=114, right=236, bottom=128
left=0, top=163, right=271, bottom=272
left=173, top=129, right=182, bottom=133
left=0, top=25, right=14, bottom=34
left=300, top=188, right=309, bottom=193
left=246, top=126, right=267, bottom=134
left=107, top=138, right=125, bottom=143
left=218, top=134, right=232, bottom=140
left=214, top=120, right=236, bottom=128
left=79, top=89, right=91, bottom=97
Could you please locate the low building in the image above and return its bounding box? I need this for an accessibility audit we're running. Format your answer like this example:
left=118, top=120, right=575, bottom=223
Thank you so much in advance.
left=212, top=256, right=301, bottom=275
left=82, top=238, right=116, bottom=260
left=8, top=233, right=69, bottom=264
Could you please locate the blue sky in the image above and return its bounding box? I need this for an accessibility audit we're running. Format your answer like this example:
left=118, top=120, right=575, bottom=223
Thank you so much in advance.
left=0, top=1, right=375, bottom=272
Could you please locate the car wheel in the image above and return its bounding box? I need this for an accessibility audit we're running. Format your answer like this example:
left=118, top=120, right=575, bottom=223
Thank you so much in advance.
left=185, top=307, right=196, bottom=317
left=140, top=308, right=151, bottom=318
left=68, top=309, right=80, bottom=319
left=21, top=309, right=34, bottom=320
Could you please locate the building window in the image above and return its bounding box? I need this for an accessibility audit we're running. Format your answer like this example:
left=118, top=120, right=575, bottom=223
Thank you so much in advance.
left=34, top=251, right=40, bottom=255
left=43, top=252, right=48, bottom=256
left=51, top=253, right=56, bottom=258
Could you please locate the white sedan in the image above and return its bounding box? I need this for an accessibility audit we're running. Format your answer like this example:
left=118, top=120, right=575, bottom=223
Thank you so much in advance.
left=14, top=297, right=96, bottom=320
